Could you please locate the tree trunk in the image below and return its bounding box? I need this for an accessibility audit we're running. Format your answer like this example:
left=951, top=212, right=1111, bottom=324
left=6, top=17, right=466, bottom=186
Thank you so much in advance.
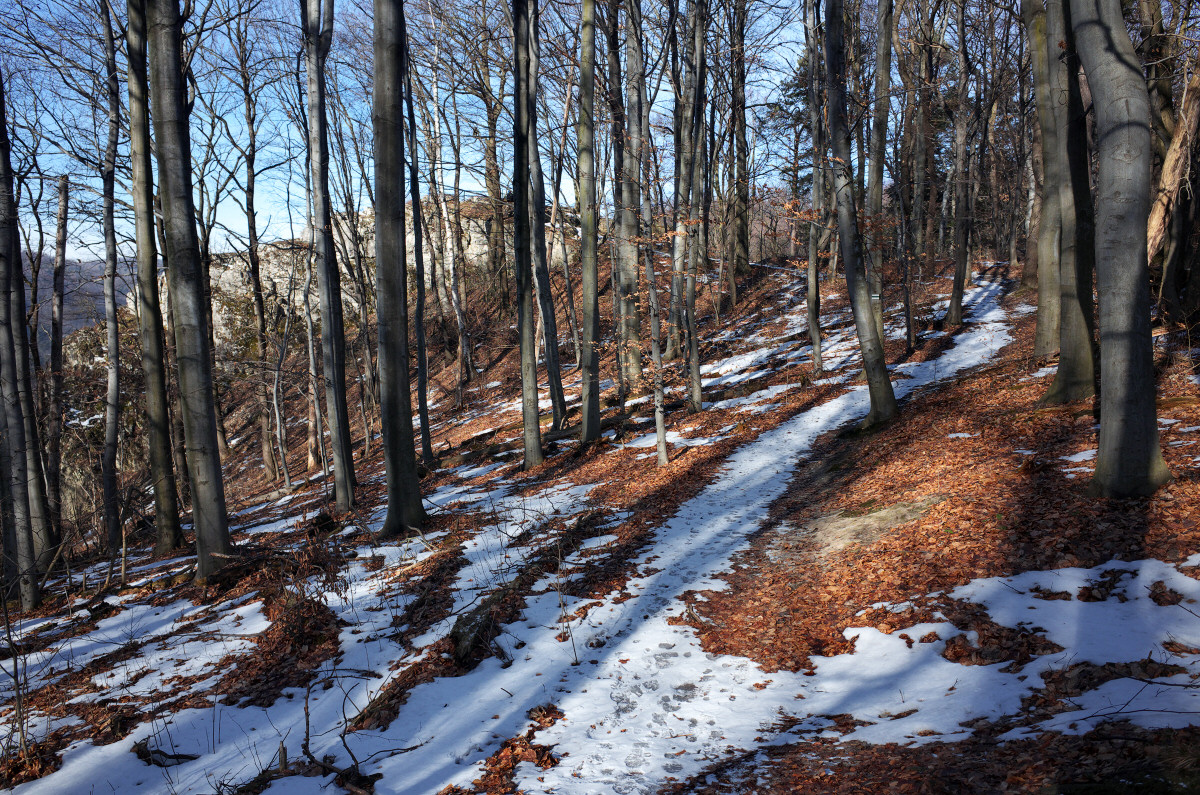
left=46, top=174, right=66, bottom=542
left=96, top=0, right=124, bottom=561
left=402, top=30, right=436, bottom=470
left=514, top=0, right=544, bottom=468
left=805, top=0, right=823, bottom=373
left=578, top=0, right=601, bottom=446
left=1041, top=0, right=1095, bottom=405
left=1147, top=69, right=1200, bottom=268
left=526, top=0, right=567, bottom=431
left=0, top=67, right=39, bottom=610
left=946, top=0, right=971, bottom=327
left=127, top=0, right=182, bottom=554
left=730, top=0, right=749, bottom=296
left=148, top=0, right=232, bottom=581
left=865, top=0, right=892, bottom=338
left=1023, top=0, right=1061, bottom=356
left=1071, top=0, right=1170, bottom=497
left=301, top=0, right=356, bottom=511
left=825, top=0, right=897, bottom=427
left=375, top=0, right=426, bottom=538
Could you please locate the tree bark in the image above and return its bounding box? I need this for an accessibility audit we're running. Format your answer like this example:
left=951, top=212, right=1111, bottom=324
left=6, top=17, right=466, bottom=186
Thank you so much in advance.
left=825, top=0, right=897, bottom=427
left=100, top=0, right=123, bottom=557
left=128, top=0, right=182, bottom=554
left=946, top=0, right=972, bottom=327
left=804, top=0, right=823, bottom=373
left=402, top=25, right=436, bottom=471
left=46, top=174, right=66, bottom=543
left=1041, top=0, right=1096, bottom=404
left=148, top=0, right=232, bottom=581
left=375, top=0, right=426, bottom=538
left=514, top=0, right=544, bottom=468
left=1071, top=0, right=1170, bottom=497
left=865, top=0, right=893, bottom=338
left=1024, top=0, right=1061, bottom=356
left=525, top=0, right=567, bottom=430
left=0, top=67, right=39, bottom=610
left=578, top=0, right=601, bottom=446
left=730, top=0, right=750, bottom=296
left=301, top=0, right=357, bottom=511
left=1147, top=69, right=1200, bottom=268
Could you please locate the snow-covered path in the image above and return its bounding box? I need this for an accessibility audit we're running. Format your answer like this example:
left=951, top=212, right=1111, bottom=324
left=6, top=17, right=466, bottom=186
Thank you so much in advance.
left=335, top=277, right=1016, bottom=793
left=29, top=275, right=1200, bottom=795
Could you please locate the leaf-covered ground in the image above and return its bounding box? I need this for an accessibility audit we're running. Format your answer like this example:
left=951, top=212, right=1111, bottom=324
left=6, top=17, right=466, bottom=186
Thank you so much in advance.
left=5, top=263, right=1200, bottom=794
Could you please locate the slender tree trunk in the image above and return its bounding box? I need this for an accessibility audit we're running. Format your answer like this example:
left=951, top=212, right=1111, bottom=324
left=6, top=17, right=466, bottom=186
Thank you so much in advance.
left=614, top=0, right=644, bottom=394
left=301, top=0, right=356, bottom=510
left=1071, top=0, right=1170, bottom=497
left=946, top=0, right=972, bottom=326
left=730, top=0, right=749, bottom=295
left=1024, top=0, right=1061, bottom=356
left=127, top=0, right=182, bottom=554
left=161, top=269, right=192, bottom=507
left=302, top=248, right=327, bottom=476
left=514, top=0, right=544, bottom=468
left=99, top=0, right=123, bottom=557
left=1022, top=131, right=1041, bottom=289
left=1041, top=0, right=1095, bottom=404
left=804, top=0, right=823, bottom=373
left=578, top=0, right=601, bottom=445
left=525, top=0, right=568, bottom=430
left=233, top=26, right=281, bottom=485
left=825, top=0, right=896, bottom=427
left=402, top=26, right=436, bottom=470
left=147, top=0, right=231, bottom=580
left=46, top=174, right=66, bottom=542
left=375, top=0, right=426, bottom=537
left=0, top=68, right=39, bottom=609
left=865, top=0, right=892, bottom=338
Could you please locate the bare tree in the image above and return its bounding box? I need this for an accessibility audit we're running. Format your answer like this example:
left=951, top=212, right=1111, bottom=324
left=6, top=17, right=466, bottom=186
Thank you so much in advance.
left=0, top=66, right=40, bottom=610
left=1072, top=0, right=1170, bottom=497
left=301, top=0, right=357, bottom=510
left=128, top=0, right=183, bottom=553
left=825, top=0, right=896, bottom=427
left=148, top=0, right=233, bottom=580
left=513, top=0, right=544, bottom=468
left=375, top=0, right=427, bottom=537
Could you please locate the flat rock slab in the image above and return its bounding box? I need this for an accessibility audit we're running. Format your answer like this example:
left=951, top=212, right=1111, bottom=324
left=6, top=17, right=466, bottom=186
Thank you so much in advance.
left=769, top=494, right=947, bottom=563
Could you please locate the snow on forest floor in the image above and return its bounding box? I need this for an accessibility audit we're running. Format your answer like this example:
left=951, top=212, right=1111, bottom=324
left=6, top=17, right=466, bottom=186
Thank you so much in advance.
left=7, top=271, right=1200, bottom=794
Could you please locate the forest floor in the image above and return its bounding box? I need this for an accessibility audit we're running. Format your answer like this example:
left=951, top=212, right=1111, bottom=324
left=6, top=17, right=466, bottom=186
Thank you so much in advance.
left=5, top=260, right=1200, bottom=794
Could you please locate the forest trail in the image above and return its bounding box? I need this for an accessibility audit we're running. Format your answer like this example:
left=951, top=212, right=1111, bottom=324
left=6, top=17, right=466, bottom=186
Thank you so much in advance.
left=7, top=267, right=1200, bottom=794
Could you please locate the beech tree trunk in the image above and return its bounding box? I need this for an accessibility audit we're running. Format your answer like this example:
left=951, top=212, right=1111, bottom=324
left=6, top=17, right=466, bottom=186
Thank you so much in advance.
left=865, top=0, right=892, bottom=338
left=825, top=0, right=897, bottom=427
left=403, top=28, right=436, bottom=470
left=730, top=0, right=749, bottom=294
left=301, top=0, right=357, bottom=511
left=578, top=0, right=601, bottom=446
left=1041, top=0, right=1096, bottom=405
left=1024, top=0, right=1061, bottom=356
left=1071, top=0, right=1170, bottom=497
left=375, top=0, right=426, bottom=538
left=127, top=0, right=182, bottom=554
left=945, top=0, right=972, bottom=327
left=100, top=0, right=123, bottom=557
left=46, top=174, right=66, bottom=542
left=0, top=67, right=39, bottom=610
left=525, top=0, right=567, bottom=431
left=148, top=0, right=232, bottom=581
left=514, top=0, right=544, bottom=468
left=804, top=0, right=823, bottom=373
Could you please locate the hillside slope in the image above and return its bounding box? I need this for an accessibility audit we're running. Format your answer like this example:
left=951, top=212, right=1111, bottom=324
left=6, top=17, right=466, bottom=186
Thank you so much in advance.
left=5, top=264, right=1200, bottom=794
